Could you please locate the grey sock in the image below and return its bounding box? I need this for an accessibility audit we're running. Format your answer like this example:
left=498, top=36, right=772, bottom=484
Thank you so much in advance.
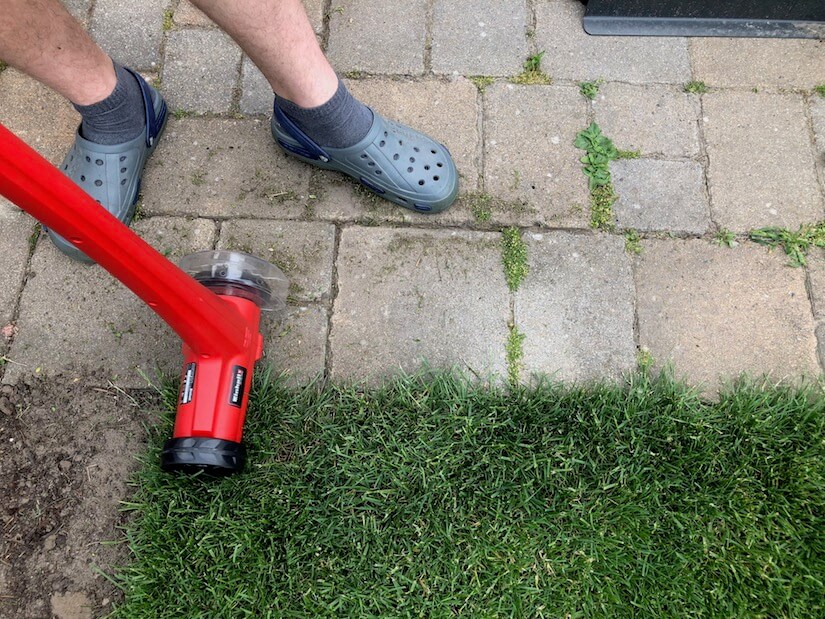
left=72, top=62, right=145, bottom=145
left=275, top=79, right=373, bottom=149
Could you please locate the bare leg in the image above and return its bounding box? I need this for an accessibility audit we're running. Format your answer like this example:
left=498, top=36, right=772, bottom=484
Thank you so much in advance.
left=0, top=0, right=115, bottom=105
left=190, top=0, right=338, bottom=107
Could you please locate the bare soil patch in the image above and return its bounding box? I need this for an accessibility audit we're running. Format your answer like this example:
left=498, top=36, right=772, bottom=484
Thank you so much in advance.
left=0, top=376, right=159, bottom=619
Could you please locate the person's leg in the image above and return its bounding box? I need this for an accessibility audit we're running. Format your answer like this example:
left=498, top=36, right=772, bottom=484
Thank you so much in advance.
left=191, top=0, right=458, bottom=212
left=0, top=0, right=115, bottom=105
left=190, top=0, right=336, bottom=107
left=0, top=0, right=167, bottom=261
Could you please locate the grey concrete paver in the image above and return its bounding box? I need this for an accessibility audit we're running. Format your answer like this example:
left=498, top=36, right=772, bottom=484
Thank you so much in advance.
left=217, top=220, right=335, bottom=303
left=4, top=218, right=217, bottom=387
left=140, top=118, right=311, bottom=219
left=0, top=70, right=78, bottom=165
left=431, top=0, right=528, bottom=76
left=636, top=240, right=819, bottom=394
left=240, top=58, right=273, bottom=116
left=611, top=159, right=709, bottom=234
left=326, top=0, right=427, bottom=75
left=812, top=98, right=825, bottom=190
left=173, top=1, right=215, bottom=27
left=162, top=29, right=242, bottom=113
left=593, top=84, right=700, bottom=159
left=516, top=232, right=636, bottom=382
left=484, top=83, right=590, bottom=227
left=804, top=252, right=825, bottom=323
left=89, top=0, right=167, bottom=71
left=331, top=227, right=509, bottom=381
left=64, top=0, right=92, bottom=23
left=262, top=304, right=328, bottom=383
left=703, top=92, right=823, bottom=231
left=0, top=202, right=34, bottom=329
left=534, top=1, right=690, bottom=84
left=691, top=38, right=825, bottom=90
left=311, top=178, right=412, bottom=224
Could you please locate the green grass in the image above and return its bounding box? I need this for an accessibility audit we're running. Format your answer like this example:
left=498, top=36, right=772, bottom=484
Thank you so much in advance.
left=714, top=227, right=738, bottom=248
left=749, top=221, right=825, bottom=267
left=501, top=227, right=529, bottom=291
left=113, top=370, right=825, bottom=618
left=684, top=81, right=709, bottom=95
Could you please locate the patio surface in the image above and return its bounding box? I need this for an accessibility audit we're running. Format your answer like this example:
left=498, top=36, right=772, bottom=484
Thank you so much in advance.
left=2, top=0, right=825, bottom=394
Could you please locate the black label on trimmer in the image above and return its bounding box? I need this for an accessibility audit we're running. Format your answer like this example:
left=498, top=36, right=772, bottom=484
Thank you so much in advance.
left=229, top=365, right=247, bottom=408
left=181, top=362, right=196, bottom=405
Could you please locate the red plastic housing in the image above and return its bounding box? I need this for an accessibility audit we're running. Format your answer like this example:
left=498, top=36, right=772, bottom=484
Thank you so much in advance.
left=0, top=123, right=263, bottom=445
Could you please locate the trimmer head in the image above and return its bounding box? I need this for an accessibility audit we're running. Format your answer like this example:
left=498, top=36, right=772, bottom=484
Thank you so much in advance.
left=159, top=251, right=288, bottom=476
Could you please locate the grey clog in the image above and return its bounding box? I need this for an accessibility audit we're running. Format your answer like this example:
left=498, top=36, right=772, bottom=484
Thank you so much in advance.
left=271, top=103, right=458, bottom=214
left=48, top=68, right=167, bottom=263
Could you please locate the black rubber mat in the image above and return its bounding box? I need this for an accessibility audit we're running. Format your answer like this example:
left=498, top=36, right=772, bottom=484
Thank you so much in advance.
left=583, top=0, right=825, bottom=38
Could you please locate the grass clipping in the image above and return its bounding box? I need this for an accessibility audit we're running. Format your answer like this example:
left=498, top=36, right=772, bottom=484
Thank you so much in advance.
left=113, top=370, right=825, bottom=617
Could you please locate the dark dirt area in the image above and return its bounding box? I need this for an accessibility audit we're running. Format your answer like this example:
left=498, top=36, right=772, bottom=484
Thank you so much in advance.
left=0, top=375, right=161, bottom=619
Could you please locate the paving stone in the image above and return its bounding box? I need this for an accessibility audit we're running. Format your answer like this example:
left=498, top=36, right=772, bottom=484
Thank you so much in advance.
left=331, top=227, right=509, bottom=381
left=0, top=70, right=78, bottom=165
left=64, top=0, right=92, bottom=23
left=803, top=252, right=825, bottom=322
left=141, top=118, right=312, bottom=219
left=261, top=304, right=328, bottom=383
left=636, top=239, right=819, bottom=394
left=4, top=218, right=217, bottom=387
left=484, top=83, right=590, bottom=227
left=0, top=201, right=34, bottom=328
left=162, top=29, right=242, bottom=113
left=703, top=92, right=823, bottom=231
left=534, top=1, right=690, bottom=84
left=691, top=38, right=825, bottom=90
left=217, top=220, right=335, bottom=303
left=310, top=178, right=413, bottom=224
left=174, top=0, right=323, bottom=33
left=240, top=57, right=272, bottom=115
left=431, top=0, right=528, bottom=76
left=173, top=1, right=216, bottom=27
left=611, top=159, right=710, bottom=234
left=515, top=232, right=636, bottom=382
left=347, top=77, right=480, bottom=191
left=327, top=0, right=427, bottom=75
left=812, top=98, right=825, bottom=190
left=89, top=0, right=167, bottom=70
left=592, top=83, right=700, bottom=159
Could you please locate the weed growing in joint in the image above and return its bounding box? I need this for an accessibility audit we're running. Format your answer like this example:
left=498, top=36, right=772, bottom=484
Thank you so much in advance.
left=578, top=79, right=603, bottom=100
left=684, top=81, right=709, bottom=95
left=510, top=52, right=552, bottom=86
left=749, top=222, right=825, bottom=267
left=162, top=9, right=174, bottom=31
left=467, top=192, right=493, bottom=223
left=814, top=84, right=825, bottom=98
left=624, top=229, right=643, bottom=255
left=469, top=76, right=495, bottom=93
left=501, top=227, right=529, bottom=292
left=616, top=149, right=641, bottom=160
left=714, top=228, right=738, bottom=248
left=575, top=122, right=622, bottom=230
left=506, top=325, right=526, bottom=386
left=0, top=60, right=7, bottom=74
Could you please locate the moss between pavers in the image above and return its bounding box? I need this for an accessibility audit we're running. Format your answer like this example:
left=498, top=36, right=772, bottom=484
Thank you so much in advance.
left=501, top=227, right=528, bottom=292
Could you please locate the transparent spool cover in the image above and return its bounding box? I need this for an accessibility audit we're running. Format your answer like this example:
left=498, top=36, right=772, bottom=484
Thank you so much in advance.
left=179, top=250, right=289, bottom=316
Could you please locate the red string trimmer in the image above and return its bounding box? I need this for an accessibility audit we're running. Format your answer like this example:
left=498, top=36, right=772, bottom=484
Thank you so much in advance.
left=0, top=124, right=288, bottom=476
